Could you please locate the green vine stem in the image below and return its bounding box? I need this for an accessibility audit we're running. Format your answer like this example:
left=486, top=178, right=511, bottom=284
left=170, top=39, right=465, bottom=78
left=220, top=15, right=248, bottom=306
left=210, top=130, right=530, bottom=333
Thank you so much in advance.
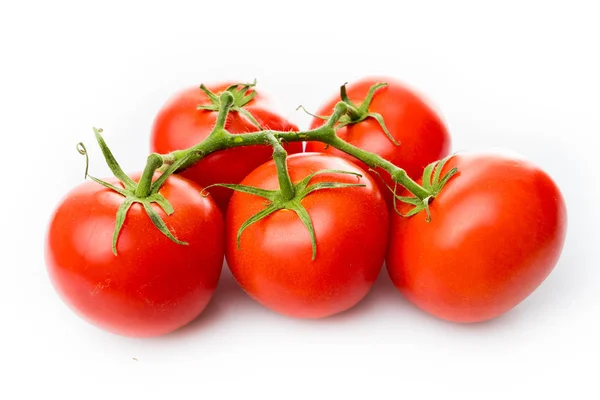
left=135, top=153, right=164, bottom=197
left=80, top=81, right=458, bottom=256
left=159, top=91, right=429, bottom=201
left=266, top=135, right=295, bottom=201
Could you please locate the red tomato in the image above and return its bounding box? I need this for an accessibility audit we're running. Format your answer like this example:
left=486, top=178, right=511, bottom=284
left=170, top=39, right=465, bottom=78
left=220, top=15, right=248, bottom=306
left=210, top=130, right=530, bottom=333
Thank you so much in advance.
left=225, top=153, right=389, bottom=318
left=150, top=82, right=303, bottom=212
left=305, top=77, right=451, bottom=202
left=386, top=152, right=567, bottom=323
left=45, top=174, right=224, bottom=337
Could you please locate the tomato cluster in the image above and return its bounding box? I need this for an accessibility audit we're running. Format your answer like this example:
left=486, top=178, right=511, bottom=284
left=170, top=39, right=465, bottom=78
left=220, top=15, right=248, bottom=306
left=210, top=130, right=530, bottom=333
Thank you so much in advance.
left=45, top=78, right=567, bottom=337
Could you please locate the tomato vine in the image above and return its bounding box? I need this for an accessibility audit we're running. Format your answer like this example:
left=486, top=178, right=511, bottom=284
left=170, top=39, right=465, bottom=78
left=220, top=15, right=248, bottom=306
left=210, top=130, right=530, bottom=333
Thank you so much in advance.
left=82, top=81, right=457, bottom=255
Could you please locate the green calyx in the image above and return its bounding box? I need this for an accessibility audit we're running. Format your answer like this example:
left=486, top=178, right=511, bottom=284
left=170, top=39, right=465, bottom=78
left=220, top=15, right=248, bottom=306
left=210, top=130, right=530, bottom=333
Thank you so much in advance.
left=338, top=82, right=399, bottom=145
left=300, top=82, right=398, bottom=146
left=383, top=156, right=458, bottom=221
left=77, top=128, right=188, bottom=255
left=196, top=79, right=263, bottom=129
left=203, top=169, right=365, bottom=260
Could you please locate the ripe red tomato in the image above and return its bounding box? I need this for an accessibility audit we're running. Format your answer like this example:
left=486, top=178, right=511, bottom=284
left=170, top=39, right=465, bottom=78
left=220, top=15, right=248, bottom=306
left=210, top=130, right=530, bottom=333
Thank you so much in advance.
left=225, top=153, right=389, bottom=318
left=305, top=77, right=451, bottom=201
left=45, top=174, right=224, bottom=337
left=150, top=82, right=303, bottom=212
left=386, top=152, right=567, bottom=323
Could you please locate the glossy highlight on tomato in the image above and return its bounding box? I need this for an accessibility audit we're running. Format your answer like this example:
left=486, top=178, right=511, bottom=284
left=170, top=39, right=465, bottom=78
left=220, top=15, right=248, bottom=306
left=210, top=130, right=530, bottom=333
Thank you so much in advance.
left=225, top=153, right=389, bottom=319
left=150, top=82, right=302, bottom=212
left=386, top=152, right=567, bottom=323
left=45, top=174, right=224, bottom=337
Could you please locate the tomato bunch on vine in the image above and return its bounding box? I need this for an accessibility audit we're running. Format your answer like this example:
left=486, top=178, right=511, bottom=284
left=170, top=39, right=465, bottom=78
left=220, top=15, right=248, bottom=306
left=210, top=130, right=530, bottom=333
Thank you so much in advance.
left=45, top=78, right=567, bottom=337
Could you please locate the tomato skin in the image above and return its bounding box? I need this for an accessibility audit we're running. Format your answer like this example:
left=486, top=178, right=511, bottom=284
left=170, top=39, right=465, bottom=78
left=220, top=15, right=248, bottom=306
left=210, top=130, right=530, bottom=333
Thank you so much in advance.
left=305, top=77, right=451, bottom=201
left=386, top=152, right=567, bottom=323
left=45, top=174, right=224, bottom=337
left=225, top=153, right=389, bottom=318
left=150, top=83, right=303, bottom=212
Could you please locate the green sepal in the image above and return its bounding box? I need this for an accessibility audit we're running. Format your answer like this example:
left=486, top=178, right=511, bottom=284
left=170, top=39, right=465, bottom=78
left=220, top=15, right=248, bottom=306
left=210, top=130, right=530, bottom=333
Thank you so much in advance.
left=431, top=156, right=459, bottom=194
left=147, top=193, right=175, bottom=215
left=432, top=155, right=448, bottom=185
left=296, top=105, right=328, bottom=121
left=301, top=181, right=365, bottom=196
left=201, top=183, right=279, bottom=201
left=88, top=175, right=128, bottom=196
left=236, top=203, right=281, bottom=249
left=292, top=204, right=317, bottom=260
left=197, top=104, right=218, bottom=111
left=93, top=128, right=137, bottom=191
left=199, top=84, right=219, bottom=103
left=142, top=202, right=188, bottom=247
left=421, top=162, right=436, bottom=193
left=439, top=167, right=459, bottom=188
left=112, top=197, right=135, bottom=255
left=393, top=195, right=422, bottom=206
left=365, top=112, right=399, bottom=146
left=77, top=140, right=128, bottom=196
left=236, top=107, right=263, bottom=130
left=200, top=181, right=282, bottom=250
left=357, top=82, right=387, bottom=114
left=295, top=169, right=362, bottom=192
left=340, top=82, right=358, bottom=108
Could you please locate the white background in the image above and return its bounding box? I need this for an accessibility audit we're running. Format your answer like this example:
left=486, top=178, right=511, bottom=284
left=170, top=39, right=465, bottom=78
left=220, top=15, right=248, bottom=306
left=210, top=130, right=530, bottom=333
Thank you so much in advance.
left=2, top=0, right=599, bottom=399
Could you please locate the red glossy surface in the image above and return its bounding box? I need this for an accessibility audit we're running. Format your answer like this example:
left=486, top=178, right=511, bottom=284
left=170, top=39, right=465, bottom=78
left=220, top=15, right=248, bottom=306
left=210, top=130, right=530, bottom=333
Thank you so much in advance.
left=305, top=77, right=451, bottom=202
left=225, top=153, right=389, bottom=318
left=150, top=82, right=303, bottom=212
left=45, top=174, right=224, bottom=337
left=386, top=152, right=567, bottom=322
